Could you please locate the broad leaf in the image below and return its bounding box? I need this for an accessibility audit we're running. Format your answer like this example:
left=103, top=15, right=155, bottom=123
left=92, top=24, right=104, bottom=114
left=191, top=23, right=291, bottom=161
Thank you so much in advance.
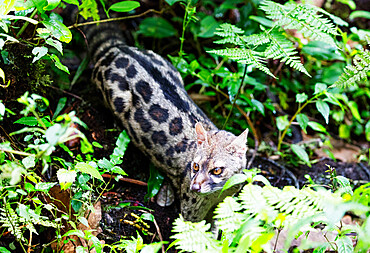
left=316, top=100, right=330, bottom=124
left=75, top=162, right=103, bottom=181
left=291, top=144, right=311, bottom=167
left=108, top=1, right=140, bottom=12
left=137, top=17, right=177, bottom=38
left=32, top=46, right=48, bottom=63
left=296, top=114, right=309, bottom=133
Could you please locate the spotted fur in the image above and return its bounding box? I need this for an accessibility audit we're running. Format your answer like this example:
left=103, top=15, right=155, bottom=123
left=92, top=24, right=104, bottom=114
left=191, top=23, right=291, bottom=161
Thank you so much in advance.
left=85, top=22, right=248, bottom=221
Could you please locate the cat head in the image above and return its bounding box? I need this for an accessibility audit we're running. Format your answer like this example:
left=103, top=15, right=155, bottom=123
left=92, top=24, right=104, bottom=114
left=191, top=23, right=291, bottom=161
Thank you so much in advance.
left=190, top=122, right=249, bottom=194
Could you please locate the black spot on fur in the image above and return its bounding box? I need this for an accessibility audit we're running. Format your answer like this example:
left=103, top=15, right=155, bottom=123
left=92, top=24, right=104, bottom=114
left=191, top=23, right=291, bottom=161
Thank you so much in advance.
left=169, top=117, right=183, bottom=136
left=113, top=97, right=124, bottom=113
left=135, top=80, right=152, bottom=103
left=131, top=92, right=140, bottom=107
left=134, top=109, right=152, bottom=132
left=187, top=210, right=192, bottom=216
left=188, top=113, right=198, bottom=126
left=120, top=46, right=190, bottom=112
left=151, top=131, right=167, bottom=146
left=100, top=52, right=116, bottom=68
left=175, top=139, right=188, bottom=153
left=96, top=70, right=103, bottom=84
left=149, top=104, right=169, bottom=123
left=141, top=136, right=152, bottom=149
left=166, top=159, right=172, bottom=167
left=167, top=71, right=182, bottom=87
left=191, top=198, right=197, bottom=204
left=166, top=147, right=175, bottom=157
left=154, top=153, right=164, bottom=163
left=143, top=51, right=164, bottom=66
left=128, top=124, right=139, bottom=143
left=126, top=64, right=137, bottom=78
left=94, top=41, right=124, bottom=63
left=186, top=162, right=192, bottom=172
left=182, top=193, right=190, bottom=202
left=124, top=110, right=130, bottom=120
left=115, top=57, right=129, bottom=69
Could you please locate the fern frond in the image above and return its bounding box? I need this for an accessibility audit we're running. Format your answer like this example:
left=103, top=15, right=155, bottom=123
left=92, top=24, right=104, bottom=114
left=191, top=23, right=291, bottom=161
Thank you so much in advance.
left=265, top=30, right=311, bottom=76
left=242, top=33, right=270, bottom=46
left=260, top=1, right=337, bottom=46
left=171, top=215, right=221, bottom=252
left=208, top=48, right=275, bottom=78
left=0, top=204, right=24, bottom=241
left=213, top=23, right=245, bottom=45
left=332, top=49, right=370, bottom=88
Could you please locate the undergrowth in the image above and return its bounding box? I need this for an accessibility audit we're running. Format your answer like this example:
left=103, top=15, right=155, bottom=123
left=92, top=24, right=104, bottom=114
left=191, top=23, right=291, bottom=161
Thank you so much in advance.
left=1, top=0, right=370, bottom=252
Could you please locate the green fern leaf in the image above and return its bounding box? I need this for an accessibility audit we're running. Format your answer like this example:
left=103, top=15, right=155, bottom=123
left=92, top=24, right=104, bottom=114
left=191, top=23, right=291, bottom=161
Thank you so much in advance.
left=260, top=1, right=337, bottom=46
left=265, top=30, right=311, bottom=76
left=332, top=49, right=370, bottom=87
left=208, top=48, right=275, bottom=78
left=171, top=215, right=221, bottom=252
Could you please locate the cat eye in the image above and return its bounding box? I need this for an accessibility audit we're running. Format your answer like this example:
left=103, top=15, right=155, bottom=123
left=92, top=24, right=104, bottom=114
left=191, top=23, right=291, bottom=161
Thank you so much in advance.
left=212, top=167, right=223, bottom=175
left=193, top=163, right=200, bottom=172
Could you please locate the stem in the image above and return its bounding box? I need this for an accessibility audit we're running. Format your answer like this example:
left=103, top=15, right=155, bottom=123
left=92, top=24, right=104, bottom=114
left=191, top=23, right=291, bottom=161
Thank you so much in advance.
left=277, top=91, right=325, bottom=151
left=0, top=148, right=33, bottom=157
left=16, top=8, right=38, bottom=38
left=178, top=2, right=189, bottom=59
left=67, top=9, right=163, bottom=29
left=222, top=65, right=247, bottom=129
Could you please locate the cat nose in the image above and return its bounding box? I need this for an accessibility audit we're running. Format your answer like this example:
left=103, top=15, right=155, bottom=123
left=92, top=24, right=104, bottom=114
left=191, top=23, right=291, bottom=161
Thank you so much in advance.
left=191, top=183, right=201, bottom=192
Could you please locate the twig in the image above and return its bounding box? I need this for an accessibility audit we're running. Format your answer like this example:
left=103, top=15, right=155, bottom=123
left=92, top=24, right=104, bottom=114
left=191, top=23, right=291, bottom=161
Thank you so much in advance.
left=67, top=9, right=164, bottom=29
left=273, top=228, right=282, bottom=253
left=101, top=174, right=147, bottom=186
left=150, top=214, right=165, bottom=253
left=222, top=65, right=247, bottom=129
left=48, top=86, right=83, bottom=100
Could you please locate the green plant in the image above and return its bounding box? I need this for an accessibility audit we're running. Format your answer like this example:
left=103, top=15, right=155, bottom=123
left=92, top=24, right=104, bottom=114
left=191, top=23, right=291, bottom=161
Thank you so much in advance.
left=170, top=171, right=370, bottom=252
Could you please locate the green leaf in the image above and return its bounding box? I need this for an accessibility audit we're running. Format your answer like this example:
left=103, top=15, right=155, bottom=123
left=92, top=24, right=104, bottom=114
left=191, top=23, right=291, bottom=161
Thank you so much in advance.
left=52, top=97, right=67, bottom=120
left=339, top=124, right=351, bottom=139
left=335, top=176, right=353, bottom=195
left=42, top=19, right=72, bottom=43
left=145, top=165, right=164, bottom=201
left=336, top=236, right=354, bottom=253
left=43, top=0, right=61, bottom=11
left=349, top=10, right=370, bottom=20
left=251, top=99, right=265, bottom=116
left=316, top=101, right=330, bottom=124
left=137, top=17, right=177, bottom=38
left=108, top=1, right=140, bottom=12
left=71, top=55, right=89, bottom=86
left=14, top=116, right=38, bottom=126
left=296, top=114, right=309, bottom=133
left=365, top=120, right=370, bottom=141
left=348, top=101, right=362, bottom=122
left=57, top=169, right=76, bottom=190
left=35, top=182, right=57, bottom=193
left=291, top=144, right=311, bottom=167
left=314, top=83, right=327, bottom=95
left=49, top=54, right=70, bottom=74
left=46, top=38, right=63, bottom=55
left=308, top=121, right=327, bottom=133
left=165, top=0, right=184, bottom=5
left=198, top=16, right=219, bottom=38
left=296, top=93, right=308, bottom=103
left=0, top=67, right=5, bottom=83
left=249, top=16, right=274, bottom=27
left=221, top=173, right=248, bottom=193
left=32, top=46, right=48, bottom=63
left=276, top=115, right=289, bottom=131
left=75, top=162, right=103, bottom=181
left=22, top=155, right=35, bottom=169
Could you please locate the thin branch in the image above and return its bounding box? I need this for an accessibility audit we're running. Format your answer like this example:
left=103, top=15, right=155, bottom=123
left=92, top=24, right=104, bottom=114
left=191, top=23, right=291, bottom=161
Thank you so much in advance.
left=101, top=173, right=147, bottom=186
left=222, top=65, right=247, bottom=129
left=67, top=9, right=164, bottom=29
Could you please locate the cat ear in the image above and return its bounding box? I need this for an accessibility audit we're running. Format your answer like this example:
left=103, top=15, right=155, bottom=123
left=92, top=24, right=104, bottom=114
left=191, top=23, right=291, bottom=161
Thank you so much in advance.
left=226, top=128, right=249, bottom=156
left=195, top=122, right=208, bottom=146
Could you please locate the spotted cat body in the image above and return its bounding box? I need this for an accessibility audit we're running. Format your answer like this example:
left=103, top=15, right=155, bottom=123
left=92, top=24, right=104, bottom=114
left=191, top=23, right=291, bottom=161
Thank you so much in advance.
left=86, top=22, right=248, bottom=221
